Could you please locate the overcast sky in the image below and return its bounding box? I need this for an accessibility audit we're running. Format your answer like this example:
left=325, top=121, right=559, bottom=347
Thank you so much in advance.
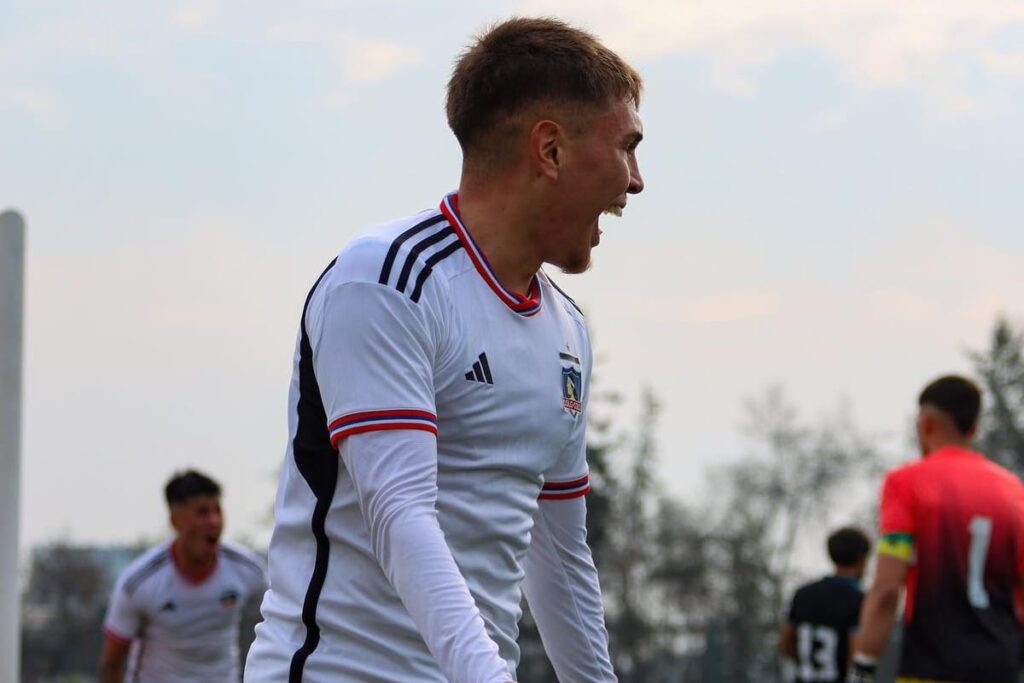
left=4, top=1, right=1023, bottom=567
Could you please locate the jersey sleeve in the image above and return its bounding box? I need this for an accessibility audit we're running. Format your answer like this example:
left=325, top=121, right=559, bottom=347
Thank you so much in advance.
left=878, top=468, right=915, bottom=561
left=341, top=429, right=511, bottom=683
left=308, top=277, right=441, bottom=447
left=103, top=575, right=141, bottom=643
left=239, top=549, right=269, bottom=597
left=522, top=495, right=615, bottom=681
left=540, top=426, right=591, bottom=500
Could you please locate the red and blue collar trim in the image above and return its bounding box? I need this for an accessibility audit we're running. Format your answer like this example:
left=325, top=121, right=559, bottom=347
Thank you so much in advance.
left=440, top=193, right=542, bottom=317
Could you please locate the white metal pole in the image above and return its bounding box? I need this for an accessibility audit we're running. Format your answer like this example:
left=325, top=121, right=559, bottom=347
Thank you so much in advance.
left=0, top=209, right=25, bottom=683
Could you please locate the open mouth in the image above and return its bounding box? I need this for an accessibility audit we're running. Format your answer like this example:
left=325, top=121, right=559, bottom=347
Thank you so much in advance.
left=206, top=534, right=219, bottom=545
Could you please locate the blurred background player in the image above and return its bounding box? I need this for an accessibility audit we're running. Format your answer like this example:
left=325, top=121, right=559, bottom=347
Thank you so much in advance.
left=99, top=469, right=267, bottom=683
left=850, top=375, right=1024, bottom=683
left=780, top=527, right=870, bottom=683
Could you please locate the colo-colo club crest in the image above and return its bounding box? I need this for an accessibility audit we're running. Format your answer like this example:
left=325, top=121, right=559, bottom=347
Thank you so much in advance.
left=561, top=366, right=583, bottom=418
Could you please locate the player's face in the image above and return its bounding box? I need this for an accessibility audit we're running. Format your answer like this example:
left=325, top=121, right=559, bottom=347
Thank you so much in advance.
left=171, top=494, right=223, bottom=561
left=547, top=97, right=644, bottom=274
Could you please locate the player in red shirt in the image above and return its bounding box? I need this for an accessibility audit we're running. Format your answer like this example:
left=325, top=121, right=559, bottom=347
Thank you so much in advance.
left=850, top=375, right=1024, bottom=683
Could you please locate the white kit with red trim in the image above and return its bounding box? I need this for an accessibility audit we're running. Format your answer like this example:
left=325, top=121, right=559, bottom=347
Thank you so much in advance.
left=247, top=194, right=612, bottom=682
left=103, top=540, right=267, bottom=683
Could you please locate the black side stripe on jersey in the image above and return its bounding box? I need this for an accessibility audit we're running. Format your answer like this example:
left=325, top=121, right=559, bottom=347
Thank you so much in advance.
left=123, top=552, right=170, bottom=597
left=545, top=274, right=584, bottom=316
left=221, top=547, right=264, bottom=580
left=395, top=226, right=455, bottom=294
left=289, top=258, right=341, bottom=683
left=410, top=240, right=463, bottom=303
left=132, top=637, right=147, bottom=683
left=378, top=213, right=446, bottom=286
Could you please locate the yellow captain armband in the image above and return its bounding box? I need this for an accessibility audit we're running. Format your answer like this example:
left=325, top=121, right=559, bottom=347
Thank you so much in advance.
left=878, top=532, right=914, bottom=561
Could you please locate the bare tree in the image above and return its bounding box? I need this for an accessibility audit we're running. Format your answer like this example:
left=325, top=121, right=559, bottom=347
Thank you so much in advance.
left=699, top=387, right=882, bottom=682
left=21, top=544, right=108, bottom=681
left=970, top=317, right=1024, bottom=474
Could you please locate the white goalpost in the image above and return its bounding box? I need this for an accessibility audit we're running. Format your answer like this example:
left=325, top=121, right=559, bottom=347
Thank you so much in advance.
left=1, top=209, right=25, bottom=683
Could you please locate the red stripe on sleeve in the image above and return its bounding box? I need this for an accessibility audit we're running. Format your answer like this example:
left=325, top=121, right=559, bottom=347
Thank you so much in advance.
left=328, top=409, right=437, bottom=431
left=539, top=485, right=591, bottom=500
left=103, top=625, right=133, bottom=646
left=330, top=421, right=439, bottom=448
left=542, top=474, right=590, bottom=490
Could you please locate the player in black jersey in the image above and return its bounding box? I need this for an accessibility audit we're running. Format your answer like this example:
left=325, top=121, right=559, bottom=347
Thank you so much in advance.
left=780, top=527, right=871, bottom=683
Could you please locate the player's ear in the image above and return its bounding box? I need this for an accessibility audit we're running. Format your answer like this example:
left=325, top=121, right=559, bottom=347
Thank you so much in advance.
left=918, top=408, right=937, bottom=435
left=529, top=119, right=563, bottom=181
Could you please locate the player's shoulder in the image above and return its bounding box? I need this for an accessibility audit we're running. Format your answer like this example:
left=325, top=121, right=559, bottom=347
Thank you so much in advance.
left=793, top=576, right=830, bottom=599
left=116, top=541, right=173, bottom=597
left=977, top=453, right=1024, bottom=488
left=879, top=459, right=927, bottom=511
left=322, top=208, right=465, bottom=300
left=969, top=455, right=1024, bottom=513
left=824, top=576, right=864, bottom=600
left=220, top=542, right=266, bottom=579
left=884, top=456, right=927, bottom=485
left=788, top=578, right=821, bottom=618
left=791, top=577, right=862, bottom=620
left=800, top=575, right=861, bottom=596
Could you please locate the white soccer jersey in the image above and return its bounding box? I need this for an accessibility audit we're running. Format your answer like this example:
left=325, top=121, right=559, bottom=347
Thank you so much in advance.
left=104, top=540, right=268, bottom=683
left=246, top=193, right=615, bottom=683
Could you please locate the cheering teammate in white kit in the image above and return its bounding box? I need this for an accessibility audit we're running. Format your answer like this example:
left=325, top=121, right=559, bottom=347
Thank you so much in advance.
left=100, top=470, right=267, bottom=683
left=245, top=16, right=645, bottom=683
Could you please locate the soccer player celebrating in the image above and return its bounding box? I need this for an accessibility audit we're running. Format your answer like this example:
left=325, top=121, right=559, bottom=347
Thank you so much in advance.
left=244, top=17, right=643, bottom=683
left=99, top=470, right=267, bottom=683
left=850, top=375, right=1024, bottom=683
left=780, top=527, right=871, bottom=683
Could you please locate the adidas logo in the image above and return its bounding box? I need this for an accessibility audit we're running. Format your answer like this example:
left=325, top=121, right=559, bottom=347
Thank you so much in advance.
left=160, top=600, right=176, bottom=612
left=464, top=353, right=494, bottom=385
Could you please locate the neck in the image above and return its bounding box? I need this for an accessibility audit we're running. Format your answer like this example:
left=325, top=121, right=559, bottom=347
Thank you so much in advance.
left=456, top=174, right=542, bottom=295
left=172, top=539, right=217, bottom=578
left=834, top=566, right=860, bottom=580
left=923, top=436, right=972, bottom=455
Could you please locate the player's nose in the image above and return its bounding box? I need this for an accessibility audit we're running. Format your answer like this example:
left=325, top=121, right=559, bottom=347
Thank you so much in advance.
left=628, top=160, right=644, bottom=195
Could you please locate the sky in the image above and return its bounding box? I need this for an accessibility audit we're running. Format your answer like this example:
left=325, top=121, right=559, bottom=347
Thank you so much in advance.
left=3, top=0, right=1024, bottom=565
